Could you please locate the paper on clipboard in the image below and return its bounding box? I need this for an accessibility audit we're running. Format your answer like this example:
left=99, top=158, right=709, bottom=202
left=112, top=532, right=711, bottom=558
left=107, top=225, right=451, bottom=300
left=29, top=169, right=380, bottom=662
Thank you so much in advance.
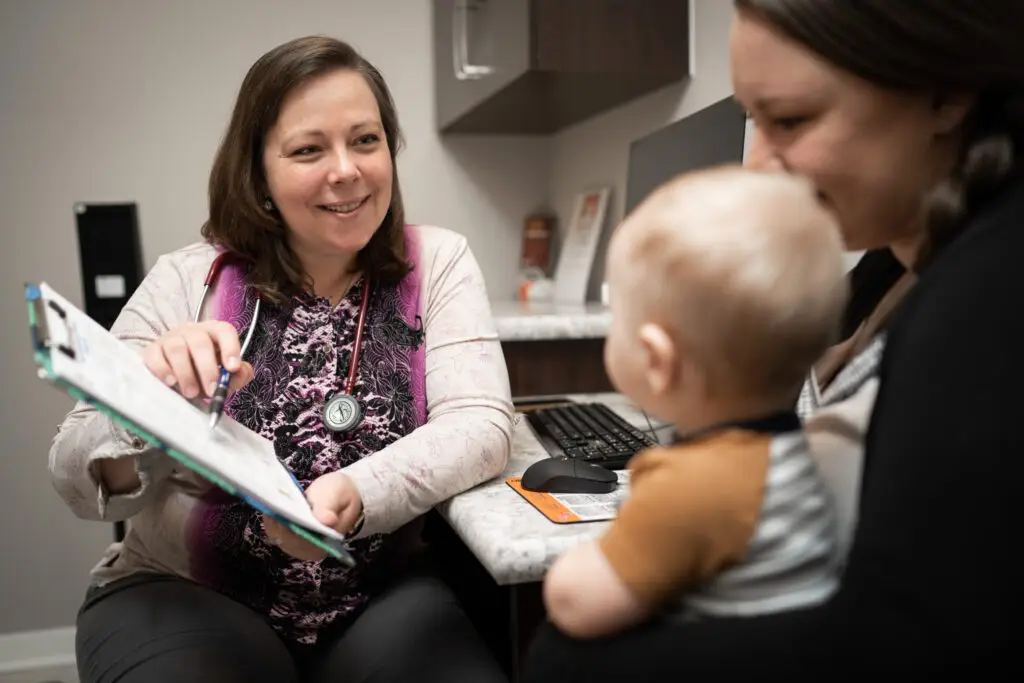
left=26, top=282, right=355, bottom=566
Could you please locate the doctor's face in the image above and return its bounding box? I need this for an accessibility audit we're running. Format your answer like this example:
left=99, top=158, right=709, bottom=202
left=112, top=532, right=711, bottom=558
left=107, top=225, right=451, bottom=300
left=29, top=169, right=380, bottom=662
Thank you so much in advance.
left=262, top=68, right=394, bottom=268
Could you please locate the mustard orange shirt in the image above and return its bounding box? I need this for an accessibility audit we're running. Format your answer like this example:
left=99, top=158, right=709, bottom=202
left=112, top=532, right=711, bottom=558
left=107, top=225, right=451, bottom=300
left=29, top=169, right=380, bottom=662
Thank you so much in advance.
left=600, top=414, right=840, bottom=617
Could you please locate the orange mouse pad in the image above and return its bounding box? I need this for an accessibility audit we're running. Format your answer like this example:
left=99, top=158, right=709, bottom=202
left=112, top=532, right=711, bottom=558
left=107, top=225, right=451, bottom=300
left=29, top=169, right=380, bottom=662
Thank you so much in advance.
left=505, top=474, right=628, bottom=524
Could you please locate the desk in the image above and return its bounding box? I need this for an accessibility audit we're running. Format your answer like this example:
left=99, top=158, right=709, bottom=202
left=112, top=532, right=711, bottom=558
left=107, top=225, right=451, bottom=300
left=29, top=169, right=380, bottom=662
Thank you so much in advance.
left=432, top=393, right=675, bottom=680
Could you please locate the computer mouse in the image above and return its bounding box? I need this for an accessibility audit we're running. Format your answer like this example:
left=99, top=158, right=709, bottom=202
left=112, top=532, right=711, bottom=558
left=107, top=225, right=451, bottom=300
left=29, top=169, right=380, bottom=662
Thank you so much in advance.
left=520, top=457, right=618, bottom=494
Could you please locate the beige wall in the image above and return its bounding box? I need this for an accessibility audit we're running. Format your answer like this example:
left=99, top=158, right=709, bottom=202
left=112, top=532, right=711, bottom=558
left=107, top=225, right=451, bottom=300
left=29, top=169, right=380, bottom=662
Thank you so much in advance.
left=0, top=0, right=743, bottom=635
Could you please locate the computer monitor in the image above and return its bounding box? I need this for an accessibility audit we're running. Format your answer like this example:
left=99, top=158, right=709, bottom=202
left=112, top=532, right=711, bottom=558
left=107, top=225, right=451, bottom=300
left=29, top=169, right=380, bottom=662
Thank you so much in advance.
left=623, top=96, right=748, bottom=215
left=584, top=96, right=748, bottom=301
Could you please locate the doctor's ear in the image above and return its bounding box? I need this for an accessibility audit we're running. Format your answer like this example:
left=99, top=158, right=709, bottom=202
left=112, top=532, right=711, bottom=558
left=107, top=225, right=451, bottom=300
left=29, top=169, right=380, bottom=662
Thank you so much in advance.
left=637, top=323, right=677, bottom=396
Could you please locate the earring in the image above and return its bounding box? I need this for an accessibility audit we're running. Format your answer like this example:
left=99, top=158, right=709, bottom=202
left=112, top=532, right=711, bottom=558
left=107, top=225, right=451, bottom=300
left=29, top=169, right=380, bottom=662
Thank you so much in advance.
left=263, top=198, right=274, bottom=212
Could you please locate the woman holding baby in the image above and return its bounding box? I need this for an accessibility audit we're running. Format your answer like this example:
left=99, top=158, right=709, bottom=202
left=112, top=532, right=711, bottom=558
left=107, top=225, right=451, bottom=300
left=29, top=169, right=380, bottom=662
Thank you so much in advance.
left=526, top=1, right=1024, bottom=679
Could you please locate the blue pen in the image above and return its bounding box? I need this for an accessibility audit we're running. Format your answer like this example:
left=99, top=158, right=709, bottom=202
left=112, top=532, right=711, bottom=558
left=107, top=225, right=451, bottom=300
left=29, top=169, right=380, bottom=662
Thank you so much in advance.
left=200, top=285, right=261, bottom=430
left=207, top=367, right=231, bottom=429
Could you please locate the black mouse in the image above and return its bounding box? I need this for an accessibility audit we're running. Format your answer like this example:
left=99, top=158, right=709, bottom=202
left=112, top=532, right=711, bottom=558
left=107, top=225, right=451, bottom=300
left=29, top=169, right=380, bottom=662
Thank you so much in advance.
left=520, top=457, right=618, bottom=494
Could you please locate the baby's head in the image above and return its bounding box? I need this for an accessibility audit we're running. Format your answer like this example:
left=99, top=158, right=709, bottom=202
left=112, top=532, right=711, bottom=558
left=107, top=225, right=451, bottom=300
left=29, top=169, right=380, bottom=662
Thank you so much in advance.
left=604, top=165, right=848, bottom=429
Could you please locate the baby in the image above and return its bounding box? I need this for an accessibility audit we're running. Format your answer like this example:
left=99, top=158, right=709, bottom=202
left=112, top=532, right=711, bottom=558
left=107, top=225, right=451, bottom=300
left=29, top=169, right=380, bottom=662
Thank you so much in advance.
left=543, top=165, right=850, bottom=638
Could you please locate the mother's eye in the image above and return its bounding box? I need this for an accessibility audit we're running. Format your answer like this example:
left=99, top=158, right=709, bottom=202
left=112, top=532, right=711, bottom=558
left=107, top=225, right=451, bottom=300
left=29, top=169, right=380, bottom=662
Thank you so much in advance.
left=291, top=145, right=321, bottom=156
left=773, top=116, right=808, bottom=132
left=354, top=133, right=380, bottom=146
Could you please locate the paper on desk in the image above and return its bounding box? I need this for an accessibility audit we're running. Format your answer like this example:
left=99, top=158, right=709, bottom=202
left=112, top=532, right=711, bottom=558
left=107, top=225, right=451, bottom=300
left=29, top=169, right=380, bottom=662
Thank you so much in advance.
left=507, top=470, right=630, bottom=524
left=549, top=469, right=630, bottom=521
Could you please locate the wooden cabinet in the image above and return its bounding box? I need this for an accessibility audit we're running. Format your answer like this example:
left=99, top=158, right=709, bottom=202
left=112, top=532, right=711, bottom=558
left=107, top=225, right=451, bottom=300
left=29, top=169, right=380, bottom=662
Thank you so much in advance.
left=433, top=0, right=691, bottom=135
left=502, top=338, right=613, bottom=396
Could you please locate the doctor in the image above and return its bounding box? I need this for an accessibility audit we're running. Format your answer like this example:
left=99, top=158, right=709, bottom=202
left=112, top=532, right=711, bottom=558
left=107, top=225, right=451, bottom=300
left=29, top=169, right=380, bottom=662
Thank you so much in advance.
left=51, top=35, right=513, bottom=683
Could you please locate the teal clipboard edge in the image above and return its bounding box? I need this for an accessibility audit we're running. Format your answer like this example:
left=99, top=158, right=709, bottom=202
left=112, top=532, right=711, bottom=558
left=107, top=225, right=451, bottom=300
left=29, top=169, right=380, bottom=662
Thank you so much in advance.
left=26, top=283, right=356, bottom=568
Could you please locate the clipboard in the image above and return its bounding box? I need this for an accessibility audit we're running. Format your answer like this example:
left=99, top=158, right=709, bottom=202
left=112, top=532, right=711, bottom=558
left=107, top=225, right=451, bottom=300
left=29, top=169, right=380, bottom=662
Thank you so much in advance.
left=26, top=282, right=356, bottom=567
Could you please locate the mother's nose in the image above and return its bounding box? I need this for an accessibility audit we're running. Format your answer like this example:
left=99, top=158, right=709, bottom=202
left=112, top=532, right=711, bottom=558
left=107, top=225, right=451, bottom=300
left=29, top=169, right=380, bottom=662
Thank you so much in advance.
left=742, top=129, right=785, bottom=172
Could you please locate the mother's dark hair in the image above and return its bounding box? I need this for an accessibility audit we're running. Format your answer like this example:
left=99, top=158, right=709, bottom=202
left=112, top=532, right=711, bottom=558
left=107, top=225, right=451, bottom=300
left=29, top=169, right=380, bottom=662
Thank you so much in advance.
left=201, top=35, right=409, bottom=304
left=734, top=0, right=1024, bottom=270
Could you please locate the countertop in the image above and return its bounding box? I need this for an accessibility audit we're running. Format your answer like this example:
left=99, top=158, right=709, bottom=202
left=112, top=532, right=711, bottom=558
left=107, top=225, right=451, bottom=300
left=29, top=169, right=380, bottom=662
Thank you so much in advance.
left=435, top=392, right=675, bottom=586
left=489, top=300, right=612, bottom=341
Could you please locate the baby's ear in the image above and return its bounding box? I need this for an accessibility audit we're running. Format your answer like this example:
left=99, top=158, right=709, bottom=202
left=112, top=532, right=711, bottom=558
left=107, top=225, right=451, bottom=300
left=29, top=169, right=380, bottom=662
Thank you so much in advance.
left=637, top=323, right=678, bottom=396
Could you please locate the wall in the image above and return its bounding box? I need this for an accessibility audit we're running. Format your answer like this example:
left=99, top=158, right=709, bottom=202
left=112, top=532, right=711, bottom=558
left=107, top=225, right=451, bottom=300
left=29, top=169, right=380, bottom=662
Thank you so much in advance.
left=0, top=0, right=549, bottom=636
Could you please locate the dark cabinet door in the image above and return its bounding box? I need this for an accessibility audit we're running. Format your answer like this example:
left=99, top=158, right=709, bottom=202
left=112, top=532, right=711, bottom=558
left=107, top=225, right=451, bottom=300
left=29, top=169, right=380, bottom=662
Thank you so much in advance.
left=434, top=0, right=690, bottom=134
left=433, top=0, right=531, bottom=132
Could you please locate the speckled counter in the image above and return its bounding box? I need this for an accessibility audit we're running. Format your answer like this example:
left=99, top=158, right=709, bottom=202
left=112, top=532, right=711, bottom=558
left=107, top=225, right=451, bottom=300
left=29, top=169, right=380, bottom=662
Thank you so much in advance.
left=435, top=392, right=675, bottom=586
left=489, top=300, right=611, bottom=341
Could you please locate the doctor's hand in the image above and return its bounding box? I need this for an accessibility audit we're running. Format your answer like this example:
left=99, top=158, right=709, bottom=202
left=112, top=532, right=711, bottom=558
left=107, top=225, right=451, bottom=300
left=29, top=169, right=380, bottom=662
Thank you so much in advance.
left=142, top=321, right=254, bottom=399
left=262, top=472, right=364, bottom=562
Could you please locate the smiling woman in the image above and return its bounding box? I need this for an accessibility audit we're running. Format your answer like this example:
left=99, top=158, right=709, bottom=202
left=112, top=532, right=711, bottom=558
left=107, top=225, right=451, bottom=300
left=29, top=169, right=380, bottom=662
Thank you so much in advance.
left=733, top=4, right=975, bottom=267
left=261, top=68, right=396, bottom=300
left=49, top=36, right=514, bottom=683
left=524, top=1, right=1024, bottom=680
left=203, top=37, right=411, bottom=306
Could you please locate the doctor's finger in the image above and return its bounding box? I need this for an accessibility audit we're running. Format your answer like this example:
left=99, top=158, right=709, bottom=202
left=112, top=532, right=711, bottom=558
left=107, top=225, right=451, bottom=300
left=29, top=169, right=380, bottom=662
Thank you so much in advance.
left=161, top=334, right=202, bottom=398
left=204, top=321, right=242, bottom=372
left=226, top=361, right=254, bottom=394
left=142, top=342, right=177, bottom=388
left=183, top=330, right=221, bottom=397
left=263, top=515, right=326, bottom=562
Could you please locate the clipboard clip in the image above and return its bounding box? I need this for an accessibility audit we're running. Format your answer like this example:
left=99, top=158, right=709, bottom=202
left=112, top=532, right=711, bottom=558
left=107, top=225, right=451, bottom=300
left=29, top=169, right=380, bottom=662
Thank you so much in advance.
left=25, top=283, right=77, bottom=360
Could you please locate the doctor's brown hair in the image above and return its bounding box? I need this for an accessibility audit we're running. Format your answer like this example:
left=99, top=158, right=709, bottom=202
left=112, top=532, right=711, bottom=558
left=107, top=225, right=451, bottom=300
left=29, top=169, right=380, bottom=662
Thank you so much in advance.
left=734, top=0, right=1024, bottom=271
left=201, top=36, right=409, bottom=304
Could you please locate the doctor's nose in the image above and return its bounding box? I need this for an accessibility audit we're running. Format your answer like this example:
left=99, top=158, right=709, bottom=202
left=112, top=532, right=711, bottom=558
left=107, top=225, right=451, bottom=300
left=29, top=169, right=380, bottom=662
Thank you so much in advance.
left=328, top=152, right=360, bottom=184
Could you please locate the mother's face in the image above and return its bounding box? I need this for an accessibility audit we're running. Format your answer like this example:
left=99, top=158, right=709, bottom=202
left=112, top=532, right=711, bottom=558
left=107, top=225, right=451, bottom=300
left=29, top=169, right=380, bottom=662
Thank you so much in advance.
left=730, top=11, right=966, bottom=259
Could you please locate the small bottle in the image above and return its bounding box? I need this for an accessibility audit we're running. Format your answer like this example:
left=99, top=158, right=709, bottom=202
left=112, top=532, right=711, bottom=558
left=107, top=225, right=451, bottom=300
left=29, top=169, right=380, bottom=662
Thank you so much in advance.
left=520, top=213, right=555, bottom=275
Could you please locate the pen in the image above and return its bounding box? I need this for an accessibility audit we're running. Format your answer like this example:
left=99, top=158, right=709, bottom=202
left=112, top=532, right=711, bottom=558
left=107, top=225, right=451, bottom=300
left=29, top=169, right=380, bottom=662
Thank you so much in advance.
left=208, top=367, right=231, bottom=429
left=203, top=294, right=261, bottom=430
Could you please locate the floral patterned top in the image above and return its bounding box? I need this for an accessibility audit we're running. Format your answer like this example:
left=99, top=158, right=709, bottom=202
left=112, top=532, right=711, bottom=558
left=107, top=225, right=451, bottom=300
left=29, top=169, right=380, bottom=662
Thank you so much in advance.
left=49, top=225, right=514, bottom=644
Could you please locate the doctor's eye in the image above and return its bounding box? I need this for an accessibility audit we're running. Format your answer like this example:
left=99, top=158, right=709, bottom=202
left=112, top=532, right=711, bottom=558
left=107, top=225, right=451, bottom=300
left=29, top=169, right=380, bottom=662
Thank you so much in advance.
left=354, top=134, right=381, bottom=146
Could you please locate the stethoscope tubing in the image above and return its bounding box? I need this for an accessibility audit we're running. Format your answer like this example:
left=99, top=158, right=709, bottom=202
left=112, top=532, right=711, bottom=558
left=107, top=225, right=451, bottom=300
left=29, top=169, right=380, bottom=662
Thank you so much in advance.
left=194, top=252, right=262, bottom=360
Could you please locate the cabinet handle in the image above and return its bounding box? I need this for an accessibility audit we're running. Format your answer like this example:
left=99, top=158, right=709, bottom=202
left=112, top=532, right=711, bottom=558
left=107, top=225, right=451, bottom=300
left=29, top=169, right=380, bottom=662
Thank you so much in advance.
left=452, top=0, right=493, bottom=80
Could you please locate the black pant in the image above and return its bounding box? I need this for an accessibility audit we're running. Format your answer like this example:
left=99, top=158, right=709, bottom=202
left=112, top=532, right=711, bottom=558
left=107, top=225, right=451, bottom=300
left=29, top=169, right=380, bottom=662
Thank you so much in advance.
left=75, top=569, right=508, bottom=683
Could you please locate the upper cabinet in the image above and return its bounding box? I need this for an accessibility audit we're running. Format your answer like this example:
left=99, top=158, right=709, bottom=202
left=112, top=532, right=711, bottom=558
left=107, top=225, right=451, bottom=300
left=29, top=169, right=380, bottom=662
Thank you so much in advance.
left=433, top=0, right=691, bottom=135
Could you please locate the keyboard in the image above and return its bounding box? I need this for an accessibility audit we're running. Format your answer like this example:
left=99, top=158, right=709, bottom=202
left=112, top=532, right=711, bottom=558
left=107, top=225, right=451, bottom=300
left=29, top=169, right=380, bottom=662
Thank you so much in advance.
left=524, top=402, right=658, bottom=470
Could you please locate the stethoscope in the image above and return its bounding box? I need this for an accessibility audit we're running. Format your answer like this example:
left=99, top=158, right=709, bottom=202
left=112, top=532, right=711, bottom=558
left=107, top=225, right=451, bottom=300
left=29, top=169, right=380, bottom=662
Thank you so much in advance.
left=195, top=252, right=372, bottom=433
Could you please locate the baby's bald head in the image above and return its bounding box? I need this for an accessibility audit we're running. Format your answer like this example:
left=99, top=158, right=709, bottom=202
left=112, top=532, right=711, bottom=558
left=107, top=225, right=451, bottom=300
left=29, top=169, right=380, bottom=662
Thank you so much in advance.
left=607, top=165, right=848, bottom=400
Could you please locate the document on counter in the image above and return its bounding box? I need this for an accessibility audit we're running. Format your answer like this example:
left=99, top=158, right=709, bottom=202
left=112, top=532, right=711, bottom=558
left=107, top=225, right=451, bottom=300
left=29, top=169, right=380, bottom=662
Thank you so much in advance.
left=506, top=470, right=630, bottom=524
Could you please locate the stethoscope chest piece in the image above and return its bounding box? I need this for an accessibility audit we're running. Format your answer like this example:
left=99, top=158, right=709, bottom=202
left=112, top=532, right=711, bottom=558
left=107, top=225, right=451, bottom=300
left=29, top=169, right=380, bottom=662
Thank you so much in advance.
left=201, top=251, right=373, bottom=434
left=323, top=393, right=363, bottom=433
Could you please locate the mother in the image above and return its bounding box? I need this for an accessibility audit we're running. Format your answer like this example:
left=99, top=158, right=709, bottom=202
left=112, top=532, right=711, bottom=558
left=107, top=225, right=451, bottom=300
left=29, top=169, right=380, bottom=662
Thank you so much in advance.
left=525, top=1, right=1024, bottom=678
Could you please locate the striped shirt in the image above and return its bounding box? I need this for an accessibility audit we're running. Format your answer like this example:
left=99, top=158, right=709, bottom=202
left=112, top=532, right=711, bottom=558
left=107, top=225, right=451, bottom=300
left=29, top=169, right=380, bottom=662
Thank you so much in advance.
left=600, top=414, right=840, bottom=617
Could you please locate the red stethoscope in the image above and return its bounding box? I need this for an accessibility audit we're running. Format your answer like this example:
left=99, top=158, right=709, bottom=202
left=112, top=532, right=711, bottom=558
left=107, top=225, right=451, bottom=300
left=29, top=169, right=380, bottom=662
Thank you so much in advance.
left=196, top=252, right=372, bottom=432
